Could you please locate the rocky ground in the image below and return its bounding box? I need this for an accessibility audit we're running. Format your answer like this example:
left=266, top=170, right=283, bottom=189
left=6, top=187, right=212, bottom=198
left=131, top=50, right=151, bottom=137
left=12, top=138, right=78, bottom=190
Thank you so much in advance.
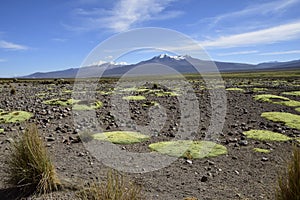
left=0, top=76, right=299, bottom=200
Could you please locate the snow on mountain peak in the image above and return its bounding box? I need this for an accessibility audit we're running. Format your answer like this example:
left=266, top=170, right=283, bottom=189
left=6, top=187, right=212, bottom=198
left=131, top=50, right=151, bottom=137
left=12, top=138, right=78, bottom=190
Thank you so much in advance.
left=157, top=54, right=190, bottom=60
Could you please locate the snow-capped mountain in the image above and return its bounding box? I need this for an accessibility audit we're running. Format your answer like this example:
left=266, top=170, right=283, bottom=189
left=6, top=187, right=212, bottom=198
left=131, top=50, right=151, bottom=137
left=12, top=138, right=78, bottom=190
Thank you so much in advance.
left=22, top=54, right=300, bottom=78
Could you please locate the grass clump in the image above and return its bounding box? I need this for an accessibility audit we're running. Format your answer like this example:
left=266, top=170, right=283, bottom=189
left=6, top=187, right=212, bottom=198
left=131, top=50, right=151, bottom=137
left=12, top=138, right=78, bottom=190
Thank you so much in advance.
left=254, top=94, right=290, bottom=102
left=226, top=88, right=245, bottom=92
left=254, top=94, right=300, bottom=107
left=76, top=170, right=142, bottom=200
left=280, top=100, right=300, bottom=107
left=0, top=111, right=32, bottom=123
left=122, top=96, right=146, bottom=101
left=155, top=91, right=179, bottom=97
left=6, top=124, right=60, bottom=195
left=253, top=88, right=268, bottom=92
left=275, top=147, right=300, bottom=200
left=282, top=91, right=300, bottom=96
left=243, top=130, right=291, bottom=142
left=36, top=92, right=48, bottom=98
left=43, top=98, right=78, bottom=106
left=0, top=128, right=4, bottom=133
left=253, top=148, right=271, bottom=153
left=99, top=91, right=113, bottom=95
left=73, top=100, right=103, bottom=111
left=261, top=112, right=300, bottom=130
left=93, top=131, right=150, bottom=144
left=149, top=140, right=227, bottom=159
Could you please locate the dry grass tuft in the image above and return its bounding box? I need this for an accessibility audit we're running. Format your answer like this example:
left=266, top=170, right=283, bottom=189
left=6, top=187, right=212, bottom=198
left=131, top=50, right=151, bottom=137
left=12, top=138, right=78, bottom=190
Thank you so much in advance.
left=6, top=123, right=61, bottom=195
left=275, top=146, right=300, bottom=200
left=76, top=170, right=143, bottom=200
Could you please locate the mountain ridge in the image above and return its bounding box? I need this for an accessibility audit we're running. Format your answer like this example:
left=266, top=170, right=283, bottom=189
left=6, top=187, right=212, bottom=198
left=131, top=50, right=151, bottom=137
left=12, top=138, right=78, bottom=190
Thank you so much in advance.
left=22, top=54, right=300, bottom=78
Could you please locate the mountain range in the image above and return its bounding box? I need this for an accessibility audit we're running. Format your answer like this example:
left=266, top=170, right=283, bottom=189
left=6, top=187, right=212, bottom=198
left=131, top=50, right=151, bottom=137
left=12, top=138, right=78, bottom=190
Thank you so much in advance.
left=22, top=54, right=300, bottom=78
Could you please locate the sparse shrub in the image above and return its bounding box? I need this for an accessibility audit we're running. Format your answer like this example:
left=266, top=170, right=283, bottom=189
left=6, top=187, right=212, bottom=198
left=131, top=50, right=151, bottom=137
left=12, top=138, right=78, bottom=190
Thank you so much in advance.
left=10, top=86, right=16, bottom=95
left=76, top=170, right=143, bottom=200
left=275, top=146, right=300, bottom=200
left=6, top=123, right=61, bottom=195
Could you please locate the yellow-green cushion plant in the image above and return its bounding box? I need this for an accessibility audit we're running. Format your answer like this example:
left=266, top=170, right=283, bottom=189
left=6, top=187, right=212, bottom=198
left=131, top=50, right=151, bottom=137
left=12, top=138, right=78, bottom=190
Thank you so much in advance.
left=282, top=91, right=300, bottom=96
left=226, top=88, right=245, bottom=92
left=155, top=91, right=179, bottom=97
left=254, top=94, right=300, bottom=107
left=73, top=100, right=103, bottom=111
left=43, top=98, right=79, bottom=106
left=253, top=88, right=268, bottom=92
left=261, top=112, right=300, bottom=130
left=0, top=111, right=32, bottom=123
left=122, top=96, right=146, bottom=101
left=253, top=148, right=271, bottom=153
left=149, top=140, right=227, bottom=159
left=93, top=131, right=150, bottom=144
left=243, top=130, right=291, bottom=141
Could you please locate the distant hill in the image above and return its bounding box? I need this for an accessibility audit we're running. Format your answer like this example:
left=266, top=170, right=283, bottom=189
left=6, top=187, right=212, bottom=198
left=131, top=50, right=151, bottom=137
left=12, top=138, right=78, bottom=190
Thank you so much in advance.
left=22, top=54, right=300, bottom=78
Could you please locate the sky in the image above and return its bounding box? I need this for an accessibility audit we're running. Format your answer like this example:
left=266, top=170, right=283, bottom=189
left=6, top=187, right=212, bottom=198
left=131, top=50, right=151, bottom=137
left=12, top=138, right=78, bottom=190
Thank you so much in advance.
left=1, top=0, right=300, bottom=77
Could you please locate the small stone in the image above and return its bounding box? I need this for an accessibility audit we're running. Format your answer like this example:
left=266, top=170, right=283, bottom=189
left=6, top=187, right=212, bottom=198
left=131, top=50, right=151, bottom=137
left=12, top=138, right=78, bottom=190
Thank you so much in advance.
left=208, top=161, right=215, bottom=166
left=78, top=152, right=85, bottom=157
left=232, top=156, right=238, bottom=160
left=234, top=170, right=240, bottom=175
left=239, top=140, right=248, bottom=146
left=228, top=138, right=238, bottom=143
left=200, top=175, right=208, bottom=182
left=234, top=143, right=239, bottom=147
left=46, top=137, right=55, bottom=142
left=186, top=160, right=193, bottom=164
left=231, top=124, right=238, bottom=128
left=261, top=157, right=268, bottom=162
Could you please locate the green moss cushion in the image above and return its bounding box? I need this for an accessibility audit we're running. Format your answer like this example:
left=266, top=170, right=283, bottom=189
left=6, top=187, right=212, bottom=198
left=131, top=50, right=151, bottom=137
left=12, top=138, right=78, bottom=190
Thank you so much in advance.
left=261, top=112, right=300, bottom=130
left=92, top=131, right=150, bottom=144
left=0, top=111, right=32, bottom=123
left=243, top=129, right=291, bottom=141
left=149, top=140, right=227, bottom=159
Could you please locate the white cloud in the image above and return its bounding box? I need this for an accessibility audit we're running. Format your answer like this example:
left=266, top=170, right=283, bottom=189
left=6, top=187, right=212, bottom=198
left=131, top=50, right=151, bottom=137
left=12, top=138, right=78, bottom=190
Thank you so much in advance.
left=68, top=0, right=182, bottom=32
left=105, top=0, right=182, bottom=32
left=0, top=40, right=28, bottom=50
left=206, top=0, right=299, bottom=26
left=217, top=50, right=258, bottom=56
left=0, top=58, right=6, bottom=62
left=52, top=38, right=68, bottom=42
left=260, top=50, right=300, bottom=55
left=200, top=21, right=300, bottom=48
left=90, top=60, right=128, bottom=66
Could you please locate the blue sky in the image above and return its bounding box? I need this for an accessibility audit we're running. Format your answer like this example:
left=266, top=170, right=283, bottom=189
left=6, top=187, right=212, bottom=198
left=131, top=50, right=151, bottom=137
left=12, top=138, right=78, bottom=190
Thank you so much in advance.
left=1, top=0, right=300, bottom=77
